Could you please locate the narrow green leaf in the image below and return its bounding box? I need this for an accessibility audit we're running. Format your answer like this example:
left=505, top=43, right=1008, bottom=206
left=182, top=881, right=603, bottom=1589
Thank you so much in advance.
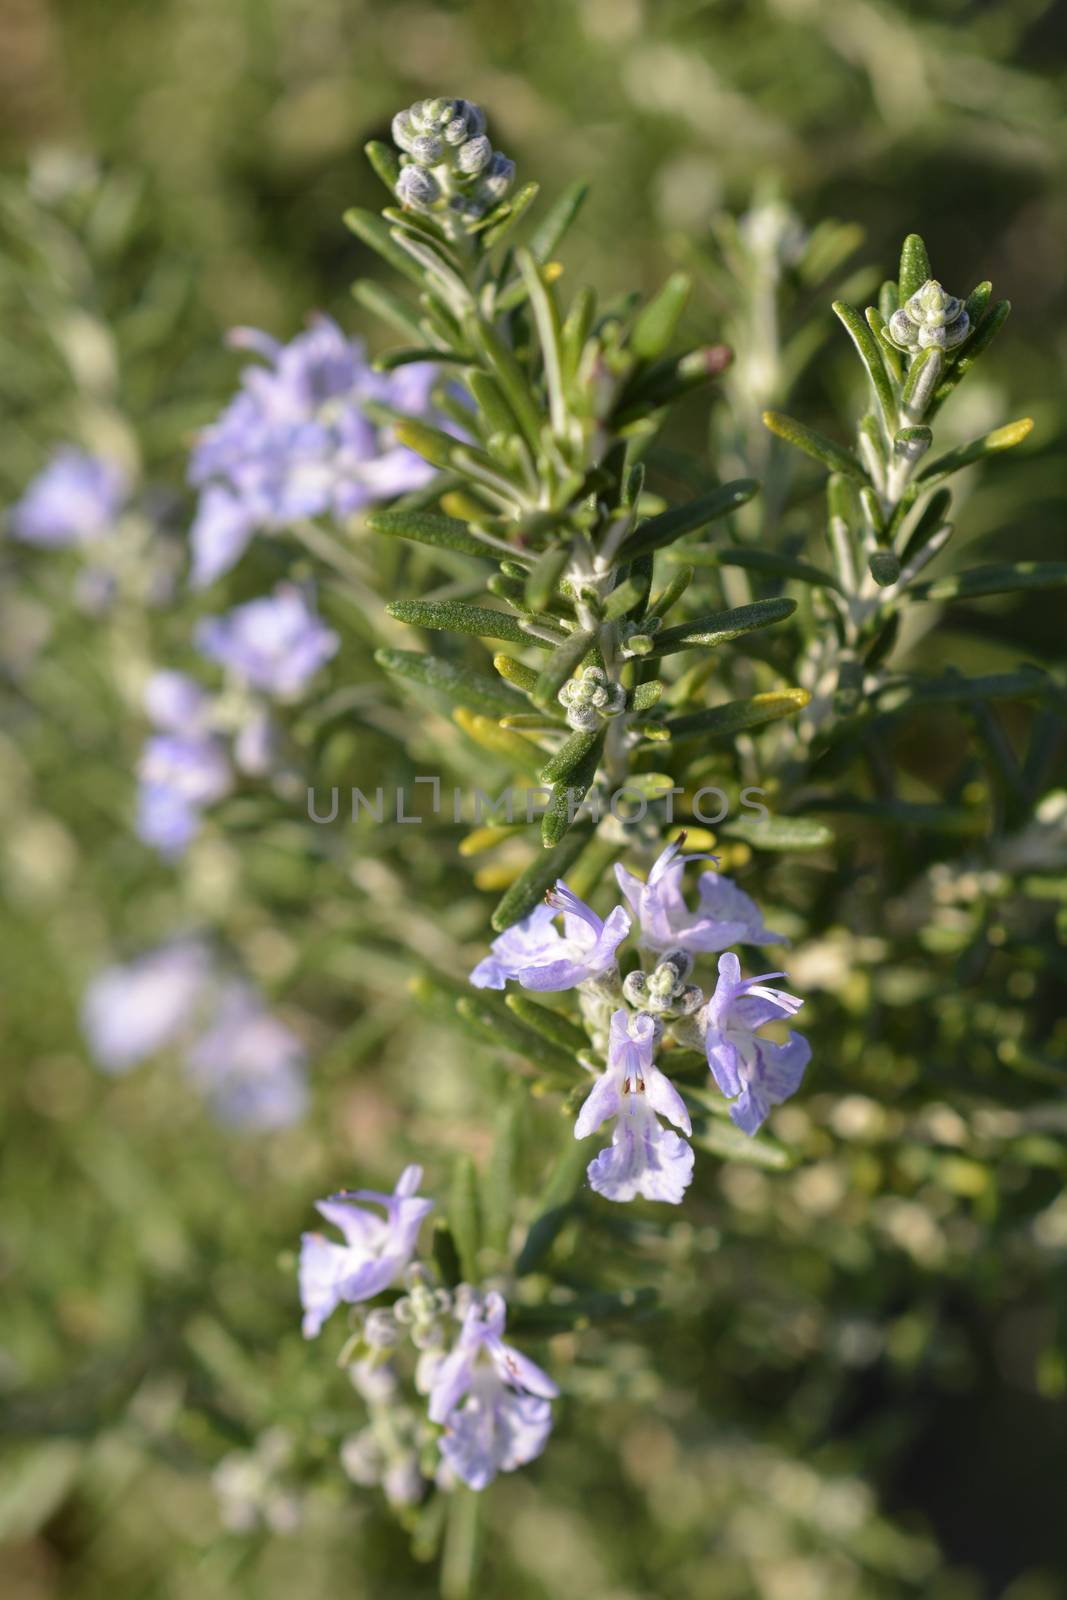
left=898, top=486, right=951, bottom=567
left=900, top=346, right=943, bottom=419
left=667, top=688, right=811, bottom=739
left=721, top=814, right=835, bottom=851
left=431, top=1219, right=462, bottom=1288
left=484, top=1096, right=521, bottom=1254
left=630, top=680, right=663, bottom=712
left=343, top=207, right=425, bottom=287
left=366, top=508, right=494, bottom=559
left=649, top=598, right=797, bottom=658
left=449, top=1157, right=482, bottom=1282
left=517, top=248, right=568, bottom=433
left=832, top=300, right=897, bottom=434
left=919, top=417, right=1034, bottom=484
left=647, top=565, right=694, bottom=621
left=602, top=578, right=646, bottom=621
left=875, top=668, right=1052, bottom=711
left=480, top=181, right=541, bottom=248
left=631, top=272, right=691, bottom=361
left=373, top=344, right=460, bottom=372
left=867, top=305, right=902, bottom=381
left=468, top=316, right=544, bottom=453
left=351, top=278, right=425, bottom=342
left=532, top=628, right=596, bottom=709
left=909, top=562, right=1067, bottom=603
left=898, top=233, right=931, bottom=301
left=542, top=732, right=604, bottom=848
left=457, top=997, right=574, bottom=1077
left=524, top=544, right=571, bottom=612
left=505, top=994, right=587, bottom=1055
left=492, top=653, right=539, bottom=694
left=363, top=139, right=400, bottom=194
left=453, top=708, right=545, bottom=777
left=529, top=179, right=589, bottom=261
left=466, top=368, right=519, bottom=439
left=804, top=797, right=985, bottom=835
left=491, top=826, right=593, bottom=931
left=930, top=301, right=1010, bottom=411
left=514, top=1138, right=591, bottom=1276
left=375, top=648, right=527, bottom=717
left=393, top=418, right=458, bottom=470
left=692, top=1114, right=794, bottom=1169
left=617, top=480, right=759, bottom=564
left=387, top=599, right=552, bottom=647
left=540, top=727, right=602, bottom=784
left=677, top=545, right=842, bottom=592
left=762, top=410, right=868, bottom=482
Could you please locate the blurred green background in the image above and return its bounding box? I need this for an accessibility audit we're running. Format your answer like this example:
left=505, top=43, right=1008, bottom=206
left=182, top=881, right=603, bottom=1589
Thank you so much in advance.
left=2, top=2, right=1067, bottom=1598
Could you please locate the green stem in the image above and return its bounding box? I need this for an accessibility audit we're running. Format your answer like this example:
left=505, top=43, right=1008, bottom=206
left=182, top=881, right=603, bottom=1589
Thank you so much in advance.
left=440, top=1487, right=484, bottom=1600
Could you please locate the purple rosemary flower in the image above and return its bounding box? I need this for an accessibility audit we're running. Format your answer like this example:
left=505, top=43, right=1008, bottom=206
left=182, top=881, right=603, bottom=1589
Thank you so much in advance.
left=702, top=952, right=810, bottom=1135
left=81, top=940, right=211, bottom=1072
left=299, top=1165, right=434, bottom=1339
left=469, top=883, right=630, bottom=992
left=575, top=1009, right=694, bottom=1204
left=10, top=448, right=127, bottom=547
left=188, top=318, right=436, bottom=586
left=615, top=838, right=785, bottom=954
left=184, top=982, right=308, bottom=1131
left=136, top=732, right=232, bottom=858
left=194, top=583, right=339, bottom=700
left=428, top=1291, right=557, bottom=1491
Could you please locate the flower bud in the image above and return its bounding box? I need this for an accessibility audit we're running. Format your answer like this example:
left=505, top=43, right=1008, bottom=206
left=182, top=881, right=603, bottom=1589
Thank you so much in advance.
left=391, top=111, right=416, bottom=155
left=886, top=279, right=969, bottom=354
left=396, top=165, right=441, bottom=211
left=364, top=1308, right=399, bottom=1349
left=457, top=135, right=493, bottom=176
left=411, top=133, right=444, bottom=167
left=476, top=153, right=515, bottom=206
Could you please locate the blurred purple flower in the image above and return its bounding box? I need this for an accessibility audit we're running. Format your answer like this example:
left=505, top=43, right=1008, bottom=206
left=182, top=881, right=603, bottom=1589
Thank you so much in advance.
left=469, top=882, right=630, bottom=992
left=10, top=448, right=128, bottom=548
left=194, top=583, right=339, bottom=700
left=299, top=1165, right=434, bottom=1339
left=575, top=1008, right=694, bottom=1204
left=188, top=318, right=436, bottom=586
left=135, top=671, right=231, bottom=858
left=81, top=940, right=212, bottom=1073
left=428, top=1290, right=557, bottom=1491
left=702, top=952, right=810, bottom=1135
left=185, top=982, right=308, bottom=1132
left=616, top=838, right=785, bottom=954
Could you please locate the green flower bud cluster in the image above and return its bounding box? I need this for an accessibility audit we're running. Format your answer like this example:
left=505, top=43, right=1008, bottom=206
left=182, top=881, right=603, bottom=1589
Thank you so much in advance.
left=558, top=665, right=626, bottom=732
left=392, top=98, right=515, bottom=223
left=623, top=951, right=703, bottom=1019
left=886, top=279, right=970, bottom=354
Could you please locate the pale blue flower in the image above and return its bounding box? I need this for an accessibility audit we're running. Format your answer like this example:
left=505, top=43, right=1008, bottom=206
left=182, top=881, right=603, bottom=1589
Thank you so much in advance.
left=469, top=883, right=630, bottom=992
left=702, top=952, right=810, bottom=1135
left=194, top=583, right=339, bottom=700
left=10, top=448, right=127, bottom=547
left=616, top=838, right=785, bottom=954
left=575, top=1009, right=694, bottom=1204
left=428, top=1291, right=557, bottom=1491
left=81, top=940, right=212, bottom=1072
left=185, top=982, right=308, bottom=1131
left=299, top=1165, right=434, bottom=1339
left=188, top=318, right=436, bottom=586
left=136, top=731, right=232, bottom=858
